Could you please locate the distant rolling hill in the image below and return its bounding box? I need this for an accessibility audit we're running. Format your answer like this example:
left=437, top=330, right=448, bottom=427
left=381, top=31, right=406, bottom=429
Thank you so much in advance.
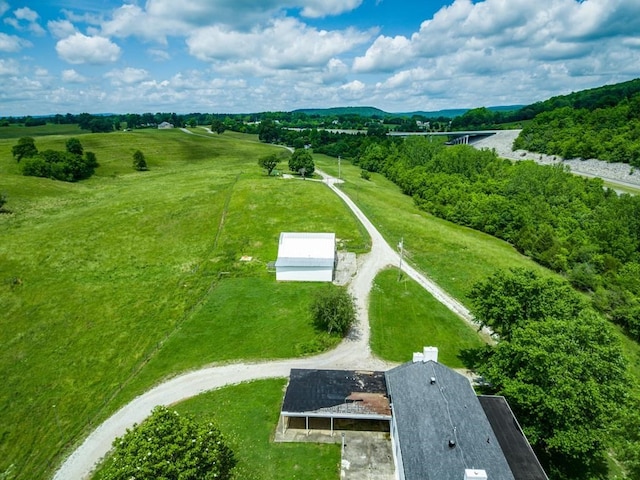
left=293, top=105, right=524, bottom=118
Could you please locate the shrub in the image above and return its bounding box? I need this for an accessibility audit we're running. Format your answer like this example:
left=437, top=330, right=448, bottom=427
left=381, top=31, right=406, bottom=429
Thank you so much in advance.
left=310, top=287, right=356, bottom=336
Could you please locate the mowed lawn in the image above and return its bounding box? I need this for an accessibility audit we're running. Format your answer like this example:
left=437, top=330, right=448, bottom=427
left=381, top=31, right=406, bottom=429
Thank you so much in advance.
left=0, top=130, right=368, bottom=480
left=314, top=154, right=550, bottom=303
left=370, top=268, right=486, bottom=367
left=94, top=379, right=340, bottom=480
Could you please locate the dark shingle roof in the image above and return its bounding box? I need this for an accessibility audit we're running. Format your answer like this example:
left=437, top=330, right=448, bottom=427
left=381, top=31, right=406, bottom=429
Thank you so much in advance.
left=282, top=369, right=390, bottom=418
left=478, top=396, right=549, bottom=480
left=385, top=361, right=515, bottom=480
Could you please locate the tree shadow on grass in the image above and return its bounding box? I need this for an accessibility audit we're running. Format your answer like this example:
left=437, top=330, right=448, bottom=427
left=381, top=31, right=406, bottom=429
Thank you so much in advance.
left=457, top=345, right=493, bottom=371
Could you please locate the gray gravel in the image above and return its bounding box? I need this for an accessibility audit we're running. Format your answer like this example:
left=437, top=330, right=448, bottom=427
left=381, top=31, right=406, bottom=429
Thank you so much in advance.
left=473, top=130, right=640, bottom=188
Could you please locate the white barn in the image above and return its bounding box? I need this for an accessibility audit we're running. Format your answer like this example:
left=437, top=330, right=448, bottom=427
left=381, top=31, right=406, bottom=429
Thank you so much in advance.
left=275, top=232, right=336, bottom=282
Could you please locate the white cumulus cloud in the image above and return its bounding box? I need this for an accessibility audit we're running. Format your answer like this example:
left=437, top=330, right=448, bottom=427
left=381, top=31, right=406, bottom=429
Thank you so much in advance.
left=5, top=7, right=45, bottom=35
left=105, top=67, right=149, bottom=86
left=62, top=69, right=87, bottom=83
left=48, top=19, right=76, bottom=39
left=0, top=32, right=31, bottom=52
left=353, top=34, right=413, bottom=73
left=56, top=33, right=121, bottom=65
left=300, top=0, right=363, bottom=18
left=186, top=17, right=371, bottom=72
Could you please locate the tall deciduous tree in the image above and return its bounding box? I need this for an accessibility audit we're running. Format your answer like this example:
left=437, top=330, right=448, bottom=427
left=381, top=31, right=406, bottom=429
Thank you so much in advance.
left=65, top=138, right=83, bottom=156
left=288, top=148, right=315, bottom=177
left=257, top=153, right=280, bottom=176
left=100, top=405, right=236, bottom=480
left=478, top=311, right=628, bottom=479
left=211, top=119, right=226, bottom=134
left=11, top=137, right=38, bottom=162
left=469, top=268, right=585, bottom=340
left=132, top=150, right=148, bottom=171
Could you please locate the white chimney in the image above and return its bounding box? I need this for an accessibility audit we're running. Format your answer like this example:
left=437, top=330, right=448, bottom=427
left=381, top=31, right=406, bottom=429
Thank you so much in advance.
left=422, top=346, right=438, bottom=363
left=412, top=352, right=425, bottom=363
left=464, top=469, right=488, bottom=480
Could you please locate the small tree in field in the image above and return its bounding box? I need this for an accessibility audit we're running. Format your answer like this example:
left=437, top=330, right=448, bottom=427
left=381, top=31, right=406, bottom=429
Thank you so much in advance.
left=65, top=138, right=83, bottom=156
left=100, top=405, right=236, bottom=480
left=12, top=137, right=38, bottom=162
left=132, top=150, right=148, bottom=171
left=258, top=153, right=280, bottom=175
left=311, top=287, right=356, bottom=336
left=0, top=192, right=7, bottom=212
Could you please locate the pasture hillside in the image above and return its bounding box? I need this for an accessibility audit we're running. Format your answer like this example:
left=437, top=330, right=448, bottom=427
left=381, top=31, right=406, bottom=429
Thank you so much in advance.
left=0, top=129, right=368, bottom=480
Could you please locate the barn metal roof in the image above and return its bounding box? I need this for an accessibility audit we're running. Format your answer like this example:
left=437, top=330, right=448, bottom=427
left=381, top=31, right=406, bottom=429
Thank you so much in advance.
left=275, top=232, right=335, bottom=268
left=478, top=396, right=549, bottom=480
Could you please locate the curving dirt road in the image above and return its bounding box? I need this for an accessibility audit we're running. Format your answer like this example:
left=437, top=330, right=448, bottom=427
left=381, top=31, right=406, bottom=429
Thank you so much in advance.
left=53, top=169, right=483, bottom=480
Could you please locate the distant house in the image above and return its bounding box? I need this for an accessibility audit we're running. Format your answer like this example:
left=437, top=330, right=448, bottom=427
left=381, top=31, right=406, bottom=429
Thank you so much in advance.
left=274, top=232, right=336, bottom=282
left=279, top=347, right=548, bottom=480
left=158, top=121, right=174, bottom=129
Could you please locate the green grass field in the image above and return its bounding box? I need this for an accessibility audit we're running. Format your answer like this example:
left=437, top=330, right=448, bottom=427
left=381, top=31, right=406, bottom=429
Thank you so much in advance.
left=0, top=123, right=86, bottom=140
left=370, top=268, right=486, bottom=367
left=4, top=128, right=640, bottom=480
left=314, top=154, right=550, bottom=303
left=93, top=379, right=340, bottom=480
left=0, top=130, right=367, bottom=480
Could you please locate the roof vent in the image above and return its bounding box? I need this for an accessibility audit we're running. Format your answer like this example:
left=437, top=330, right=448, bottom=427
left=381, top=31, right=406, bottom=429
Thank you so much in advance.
left=430, top=376, right=436, bottom=385
left=448, top=439, right=456, bottom=448
left=464, top=469, right=488, bottom=480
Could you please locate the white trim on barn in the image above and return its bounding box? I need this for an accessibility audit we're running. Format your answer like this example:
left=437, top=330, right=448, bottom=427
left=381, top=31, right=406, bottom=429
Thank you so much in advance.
left=275, top=232, right=336, bottom=282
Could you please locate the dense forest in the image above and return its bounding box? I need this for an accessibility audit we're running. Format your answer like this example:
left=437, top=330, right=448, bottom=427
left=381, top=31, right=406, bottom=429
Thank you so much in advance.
left=513, top=99, right=640, bottom=164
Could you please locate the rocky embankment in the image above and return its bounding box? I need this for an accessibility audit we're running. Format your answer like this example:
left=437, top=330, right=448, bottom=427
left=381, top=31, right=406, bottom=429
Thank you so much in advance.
left=472, top=130, right=640, bottom=188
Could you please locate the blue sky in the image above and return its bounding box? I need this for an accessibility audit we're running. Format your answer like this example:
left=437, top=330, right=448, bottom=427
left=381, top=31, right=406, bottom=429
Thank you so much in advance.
left=1, top=0, right=640, bottom=115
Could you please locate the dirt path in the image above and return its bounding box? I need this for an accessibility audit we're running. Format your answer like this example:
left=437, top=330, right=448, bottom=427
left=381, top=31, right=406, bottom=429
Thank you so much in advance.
left=53, top=167, right=482, bottom=480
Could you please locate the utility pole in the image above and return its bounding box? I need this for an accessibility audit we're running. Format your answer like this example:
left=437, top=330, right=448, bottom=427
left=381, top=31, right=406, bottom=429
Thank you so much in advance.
left=398, top=237, right=404, bottom=281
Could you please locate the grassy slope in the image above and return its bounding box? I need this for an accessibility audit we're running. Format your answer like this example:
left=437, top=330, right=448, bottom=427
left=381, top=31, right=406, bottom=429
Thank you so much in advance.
left=0, top=130, right=368, bottom=480
left=175, top=380, right=340, bottom=480
left=314, top=154, right=550, bottom=303
left=369, top=268, right=486, bottom=367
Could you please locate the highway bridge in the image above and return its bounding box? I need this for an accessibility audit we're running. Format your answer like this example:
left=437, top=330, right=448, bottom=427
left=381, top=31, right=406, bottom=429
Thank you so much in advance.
left=287, top=127, right=501, bottom=144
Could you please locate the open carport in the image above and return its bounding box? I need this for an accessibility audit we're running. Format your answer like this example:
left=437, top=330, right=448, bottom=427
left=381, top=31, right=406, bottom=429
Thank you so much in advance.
left=278, top=369, right=391, bottom=437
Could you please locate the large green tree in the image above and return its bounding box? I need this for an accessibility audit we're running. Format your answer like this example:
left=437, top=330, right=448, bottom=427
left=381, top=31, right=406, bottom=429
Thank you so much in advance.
left=469, top=268, right=585, bottom=340
left=288, top=148, right=315, bottom=177
left=211, top=119, right=226, bottom=134
left=478, top=311, right=628, bottom=479
left=65, top=138, right=84, bottom=156
left=100, top=405, right=236, bottom=480
left=11, top=137, right=38, bottom=162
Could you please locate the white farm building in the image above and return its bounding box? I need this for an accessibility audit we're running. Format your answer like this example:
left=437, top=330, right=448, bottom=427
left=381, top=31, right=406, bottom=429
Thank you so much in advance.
left=275, top=232, right=336, bottom=282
